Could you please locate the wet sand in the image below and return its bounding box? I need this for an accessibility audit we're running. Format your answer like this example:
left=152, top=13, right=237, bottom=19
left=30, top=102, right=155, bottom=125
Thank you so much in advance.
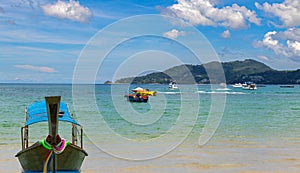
left=2, top=137, right=299, bottom=173
left=79, top=137, right=300, bottom=173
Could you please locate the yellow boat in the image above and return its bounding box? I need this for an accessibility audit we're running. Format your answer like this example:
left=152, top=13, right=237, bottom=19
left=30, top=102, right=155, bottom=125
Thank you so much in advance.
left=132, top=87, right=157, bottom=96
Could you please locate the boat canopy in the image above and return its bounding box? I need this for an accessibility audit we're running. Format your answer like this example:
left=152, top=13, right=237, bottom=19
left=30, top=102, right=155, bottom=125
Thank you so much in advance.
left=132, top=87, right=144, bottom=91
left=25, top=101, right=80, bottom=126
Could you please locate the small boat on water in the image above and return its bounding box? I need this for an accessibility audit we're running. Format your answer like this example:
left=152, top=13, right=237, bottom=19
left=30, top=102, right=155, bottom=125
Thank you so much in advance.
left=169, top=81, right=178, bottom=90
left=15, top=96, right=87, bottom=173
left=232, top=83, right=243, bottom=88
left=132, top=87, right=157, bottom=96
left=125, top=94, right=149, bottom=102
left=242, top=82, right=257, bottom=90
left=280, top=85, right=295, bottom=88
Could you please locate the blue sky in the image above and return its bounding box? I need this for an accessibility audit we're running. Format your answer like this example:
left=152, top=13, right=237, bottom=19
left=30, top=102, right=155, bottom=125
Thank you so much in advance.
left=0, top=0, right=300, bottom=83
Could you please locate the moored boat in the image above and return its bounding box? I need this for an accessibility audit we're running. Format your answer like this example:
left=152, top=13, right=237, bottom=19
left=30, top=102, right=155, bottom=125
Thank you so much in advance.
left=15, top=96, right=88, bottom=172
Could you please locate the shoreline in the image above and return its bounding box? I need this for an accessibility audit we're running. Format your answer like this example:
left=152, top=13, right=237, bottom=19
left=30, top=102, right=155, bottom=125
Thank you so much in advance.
left=80, top=136, right=300, bottom=173
left=1, top=131, right=299, bottom=172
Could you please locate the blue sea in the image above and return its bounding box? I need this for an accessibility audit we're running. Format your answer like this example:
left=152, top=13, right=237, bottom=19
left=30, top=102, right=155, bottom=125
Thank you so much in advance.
left=0, top=84, right=299, bottom=172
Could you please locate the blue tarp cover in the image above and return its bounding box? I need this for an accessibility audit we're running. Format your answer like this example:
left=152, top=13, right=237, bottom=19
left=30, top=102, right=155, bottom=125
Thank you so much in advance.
left=25, top=101, right=80, bottom=126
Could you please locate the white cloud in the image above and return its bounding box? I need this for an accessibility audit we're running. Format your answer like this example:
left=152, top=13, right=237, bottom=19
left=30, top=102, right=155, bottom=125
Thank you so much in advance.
left=287, top=40, right=300, bottom=55
left=41, top=0, right=92, bottom=23
left=263, top=31, right=279, bottom=47
left=255, top=28, right=300, bottom=58
left=163, top=29, right=186, bottom=39
left=257, top=55, right=269, bottom=61
left=221, top=30, right=230, bottom=39
left=162, top=0, right=261, bottom=29
left=15, top=65, right=58, bottom=73
left=274, top=28, right=300, bottom=41
left=255, top=0, right=300, bottom=27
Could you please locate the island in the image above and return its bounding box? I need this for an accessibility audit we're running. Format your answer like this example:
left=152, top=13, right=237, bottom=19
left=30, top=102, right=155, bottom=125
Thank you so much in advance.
left=115, top=59, right=300, bottom=84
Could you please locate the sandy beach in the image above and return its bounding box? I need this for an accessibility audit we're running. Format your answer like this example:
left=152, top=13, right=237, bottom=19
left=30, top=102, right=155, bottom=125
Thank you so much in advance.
left=2, top=138, right=300, bottom=173
left=79, top=136, right=300, bottom=173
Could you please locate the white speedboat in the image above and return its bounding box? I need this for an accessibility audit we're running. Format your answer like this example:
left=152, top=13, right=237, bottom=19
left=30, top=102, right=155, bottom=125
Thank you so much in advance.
left=232, top=83, right=243, bottom=88
left=169, top=81, right=178, bottom=90
left=242, top=83, right=257, bottom=90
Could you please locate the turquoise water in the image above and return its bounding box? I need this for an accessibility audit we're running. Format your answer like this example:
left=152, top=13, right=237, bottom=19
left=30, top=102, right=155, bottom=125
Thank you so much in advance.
left=0, top=84, right=299, bottom=172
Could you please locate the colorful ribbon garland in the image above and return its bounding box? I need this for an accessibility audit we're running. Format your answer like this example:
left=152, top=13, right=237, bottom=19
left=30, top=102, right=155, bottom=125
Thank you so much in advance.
left=40, top=138, right=69, bottom=173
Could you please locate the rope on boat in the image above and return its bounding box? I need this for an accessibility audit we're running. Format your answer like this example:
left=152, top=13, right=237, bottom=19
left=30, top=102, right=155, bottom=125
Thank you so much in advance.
left=40, top=138, right=70, bottom=172
left=43, top=150, right=53, bottom=173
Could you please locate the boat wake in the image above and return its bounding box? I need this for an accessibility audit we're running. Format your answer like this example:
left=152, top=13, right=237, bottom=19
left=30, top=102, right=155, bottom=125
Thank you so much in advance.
left=215, top=88, right=231, bottom=91
left=158, top=91, right=181, bottom=95
left=156, top=90, right=245, bottom=95
left=196, top=90, right=246, bottom=95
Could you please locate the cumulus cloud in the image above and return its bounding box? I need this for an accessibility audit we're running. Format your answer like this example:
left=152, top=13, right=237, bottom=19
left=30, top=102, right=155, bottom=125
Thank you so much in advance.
left=162, top=0, right=261, bottom=29
left=163, top=29, right=186, bottom=39
left=15, top=65, right=57, bottom=73
left=255, top=0, right=300, bottom=28
left=41, top=0, right=92, bottom=23
left=273, top=27, right=300, bottom=41
left=221, top=30, right=230, bottom=39
left=287, top=40, right=300, bottom=54
left=255, top=28, right=300, bottom=58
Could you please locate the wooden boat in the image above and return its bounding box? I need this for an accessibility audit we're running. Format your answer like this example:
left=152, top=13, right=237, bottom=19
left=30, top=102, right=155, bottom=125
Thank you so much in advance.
left=124, top=94, right=149, bottom=102
left=15, top=96, right=88, bottom=172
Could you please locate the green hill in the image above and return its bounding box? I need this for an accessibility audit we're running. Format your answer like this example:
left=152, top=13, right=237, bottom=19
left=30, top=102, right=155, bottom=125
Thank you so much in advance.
left=115, top=59, right=300, bottom=84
